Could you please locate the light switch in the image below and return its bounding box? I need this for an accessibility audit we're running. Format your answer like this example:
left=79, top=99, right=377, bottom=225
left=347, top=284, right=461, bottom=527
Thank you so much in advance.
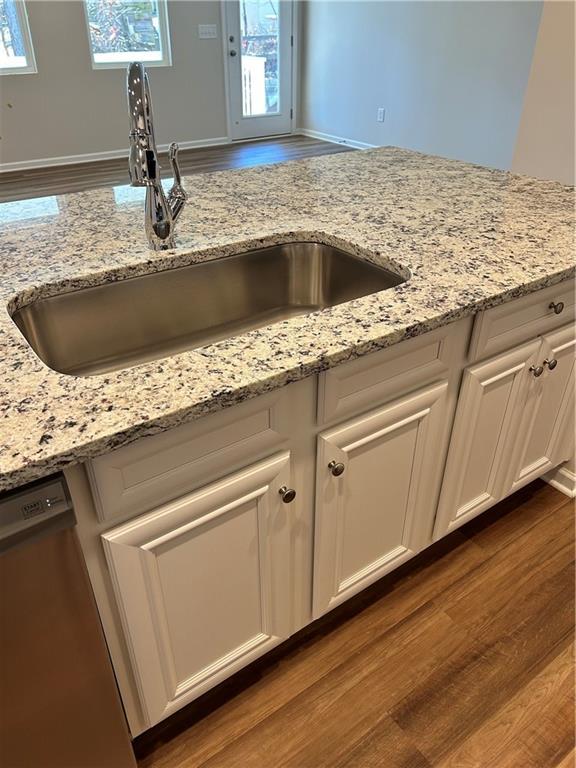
left=198, top=24, right=218, bottom=39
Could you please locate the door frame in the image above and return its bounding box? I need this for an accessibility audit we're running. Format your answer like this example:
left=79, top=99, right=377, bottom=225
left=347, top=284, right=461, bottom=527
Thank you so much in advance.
left=220, top=0, right=299, bottom=142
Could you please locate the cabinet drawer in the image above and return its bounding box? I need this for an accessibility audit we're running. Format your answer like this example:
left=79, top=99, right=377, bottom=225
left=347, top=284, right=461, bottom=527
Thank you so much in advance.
left=317, top=317, right=471, bottom=424
left=469, top=279, right=575, bottom=362
left=87, top=390, right=290, bottom=522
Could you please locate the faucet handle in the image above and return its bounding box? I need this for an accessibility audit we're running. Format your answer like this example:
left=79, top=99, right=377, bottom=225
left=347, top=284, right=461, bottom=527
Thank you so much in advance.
left=167, top=141, right=186, bottom=222
left=168, top=142, right=185, bottom=194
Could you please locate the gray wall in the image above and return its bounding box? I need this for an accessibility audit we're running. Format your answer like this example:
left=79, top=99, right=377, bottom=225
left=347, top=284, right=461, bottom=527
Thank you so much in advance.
left=300, top=1, right=543, bottom=170
left=512, top=0, right=575, bottom=185
left=0, top=1, right=228, bottom=165
left=2, top=0, right=570, bottom=181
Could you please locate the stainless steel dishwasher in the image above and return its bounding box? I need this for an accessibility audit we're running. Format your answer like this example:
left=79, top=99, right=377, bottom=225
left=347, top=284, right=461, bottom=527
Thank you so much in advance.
left=0, top=474, right=136, bottom=768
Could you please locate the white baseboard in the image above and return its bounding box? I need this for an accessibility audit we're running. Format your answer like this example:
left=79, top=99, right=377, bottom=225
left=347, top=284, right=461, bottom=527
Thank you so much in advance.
left=0, top=137, right=230, bottom=174
left=299, top=128, right=377, bottom=150
left=298, top=128, right=377, bottom=151
left=544, top=463, right=576, bottom=499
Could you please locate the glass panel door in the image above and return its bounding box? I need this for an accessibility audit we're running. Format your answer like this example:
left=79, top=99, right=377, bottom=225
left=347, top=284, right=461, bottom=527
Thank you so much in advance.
left=226, top=0, right=293, bottom=140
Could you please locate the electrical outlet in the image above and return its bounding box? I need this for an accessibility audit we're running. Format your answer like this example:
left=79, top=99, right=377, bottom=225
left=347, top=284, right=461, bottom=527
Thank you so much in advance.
left=198, top=24, right=218, bottom=39
left=377, top=107, right=385, bottom=123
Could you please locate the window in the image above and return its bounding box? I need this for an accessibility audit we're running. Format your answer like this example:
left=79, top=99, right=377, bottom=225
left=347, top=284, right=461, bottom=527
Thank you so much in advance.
left=85, top=0, right=171, bottom=69
left=0, top=0, right=36, bottom=75
left=240, top=0, right=280, bottom=116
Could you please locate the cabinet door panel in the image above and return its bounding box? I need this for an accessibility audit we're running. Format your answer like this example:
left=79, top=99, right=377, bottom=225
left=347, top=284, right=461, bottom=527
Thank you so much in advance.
left=154, top=500, right=265, bottom=682
left=313, top=382, right=449, bottom=618
left=102, top=452, right=292, bottom=728
left=434, top=339, right=540, bottom=538
left=340, top=422, right=417, bottom=582
left=507, top=324, right=575, bottom=493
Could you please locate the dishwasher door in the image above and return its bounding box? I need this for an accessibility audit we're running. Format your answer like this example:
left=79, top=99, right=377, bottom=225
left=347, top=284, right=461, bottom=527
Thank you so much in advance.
left=0, top=475, right=136, bottom=768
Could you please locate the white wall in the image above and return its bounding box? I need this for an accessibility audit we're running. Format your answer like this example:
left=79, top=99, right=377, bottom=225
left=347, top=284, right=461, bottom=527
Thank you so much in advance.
left=512, top=0, right=575, bottom=185
left=0, top=1, right=228, bottom=166
left=300, top=0, right=543, bottom=170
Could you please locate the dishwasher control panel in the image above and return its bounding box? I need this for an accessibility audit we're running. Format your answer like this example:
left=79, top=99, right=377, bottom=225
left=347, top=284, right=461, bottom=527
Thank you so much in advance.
left=0, top=476, right=73, bottom=548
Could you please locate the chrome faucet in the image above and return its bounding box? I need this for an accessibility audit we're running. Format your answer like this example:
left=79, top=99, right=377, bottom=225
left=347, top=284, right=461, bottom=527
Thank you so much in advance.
left=127, top=61, right=186, bottom=250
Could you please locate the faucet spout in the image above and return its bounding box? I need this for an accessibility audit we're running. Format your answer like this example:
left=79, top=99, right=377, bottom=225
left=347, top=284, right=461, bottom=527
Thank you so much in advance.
left=127, top=62, right=187, bottom=250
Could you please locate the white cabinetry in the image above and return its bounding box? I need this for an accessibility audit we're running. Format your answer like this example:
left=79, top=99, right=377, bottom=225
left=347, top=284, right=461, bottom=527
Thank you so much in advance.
left=433, top=339, right=540, bottom=537
left=506, top=324, right=575, bottom=493
left=313, top=382, right=449, bottom=617
left=434, top=318, right=575, bottom=538
left=78, top=318, right=470, bottom=733
left=101, top=452, right=293, bottom=726
left=69, top=285, right=575, bottom=736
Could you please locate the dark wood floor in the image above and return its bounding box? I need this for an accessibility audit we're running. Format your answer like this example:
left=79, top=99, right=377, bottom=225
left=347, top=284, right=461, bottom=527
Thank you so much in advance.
left=134, top=480, right=575, bottom=768
left=0, top=135, right=353, bottom=203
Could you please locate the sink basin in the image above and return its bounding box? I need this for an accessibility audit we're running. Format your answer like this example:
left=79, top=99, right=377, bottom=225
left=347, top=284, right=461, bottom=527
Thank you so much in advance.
left=11, top=241, right=406, bottom=376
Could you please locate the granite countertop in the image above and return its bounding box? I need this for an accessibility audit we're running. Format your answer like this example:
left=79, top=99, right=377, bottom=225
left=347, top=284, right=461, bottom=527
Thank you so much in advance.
left=0, top=147, right=574, bottom=493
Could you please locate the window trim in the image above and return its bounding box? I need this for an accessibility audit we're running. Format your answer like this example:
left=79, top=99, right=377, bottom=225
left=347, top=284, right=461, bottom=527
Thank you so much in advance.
left=0, top=0, right=37, bottom=76
left=84, top=0, right=172, bottom=70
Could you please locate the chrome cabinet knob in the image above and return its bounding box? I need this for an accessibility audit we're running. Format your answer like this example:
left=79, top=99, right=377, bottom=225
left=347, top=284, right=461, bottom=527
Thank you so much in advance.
left=549, top=301, right=564, bottom=315
left=544, top=358, right=558, bottom=370
left=328, top=460, right=345, bottom=477
left=278, top=486, right=296, bottom=503
left=529, top=365, right=544, bottom=377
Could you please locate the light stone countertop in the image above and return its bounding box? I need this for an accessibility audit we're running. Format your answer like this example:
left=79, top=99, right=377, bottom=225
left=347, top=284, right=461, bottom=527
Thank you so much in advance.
left=0, top=147, right=574, bottom=493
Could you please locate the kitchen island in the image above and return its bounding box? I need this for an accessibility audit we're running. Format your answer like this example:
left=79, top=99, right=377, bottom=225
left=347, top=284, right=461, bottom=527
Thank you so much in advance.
left=1, top=146, right=574, bottom=736
left=1, top=147, right=573, bottom=492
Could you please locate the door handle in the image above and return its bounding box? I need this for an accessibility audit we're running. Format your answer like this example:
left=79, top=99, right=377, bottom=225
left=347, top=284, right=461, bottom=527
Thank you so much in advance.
left=229, top=49, right=237, bottom=57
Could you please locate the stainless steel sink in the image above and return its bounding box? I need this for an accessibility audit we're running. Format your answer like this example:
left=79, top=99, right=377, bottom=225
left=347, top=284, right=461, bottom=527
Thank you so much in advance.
left=11, top=242, right=406, bottom=376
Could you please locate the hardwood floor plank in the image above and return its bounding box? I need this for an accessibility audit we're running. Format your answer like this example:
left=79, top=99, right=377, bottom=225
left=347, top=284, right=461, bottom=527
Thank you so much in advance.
left=439, top=643, right=575, bottom=768
left=138, top=604, right=467, bottom=767
left=333, top=717, right=432, bottom=768
left=390, top=562, right=574, bottom=763
left=555, top=749, right=576, bottom=768
left=459, top=479, right=571, bottom=556
left=198, top=606, right=473, bottom=768
left=439, top=499, right=574, bottom=639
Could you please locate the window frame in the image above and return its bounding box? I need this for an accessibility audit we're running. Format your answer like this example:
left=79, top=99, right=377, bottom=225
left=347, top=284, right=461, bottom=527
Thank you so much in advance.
left=83, top=0, right=172, bottom=70
left=0, top=0, right=37, bottom=76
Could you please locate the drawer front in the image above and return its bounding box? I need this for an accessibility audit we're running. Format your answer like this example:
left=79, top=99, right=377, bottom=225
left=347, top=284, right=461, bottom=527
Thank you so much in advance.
left=317, top=317, right=471, bottom=425
left=87, top=390, right=290, bottom=522
left=469, top=279, right=575, bottom=362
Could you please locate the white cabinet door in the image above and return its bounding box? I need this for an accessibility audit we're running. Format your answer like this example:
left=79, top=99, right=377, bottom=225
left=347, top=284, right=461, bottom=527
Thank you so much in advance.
left=102, top=452, right=293, bottom=728
left=313, top=381, right=449, bottom=618
left=433, top=339, right=541, bottom=539
left=506, top=324, right=575, bottom=494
